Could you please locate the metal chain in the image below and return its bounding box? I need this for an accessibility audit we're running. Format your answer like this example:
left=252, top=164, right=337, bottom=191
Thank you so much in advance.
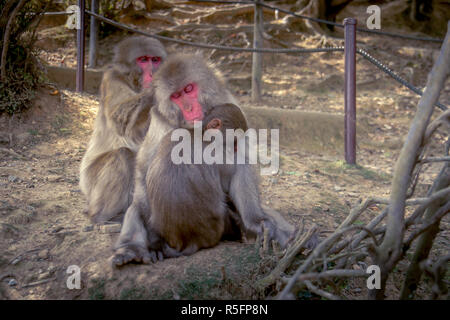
left=356, top=48, right=447, bottom=111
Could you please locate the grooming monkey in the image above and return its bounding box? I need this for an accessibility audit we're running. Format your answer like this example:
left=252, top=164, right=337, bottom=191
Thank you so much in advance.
left=79, top=36, right=167, bottom=223
left=112, top=53, right=295, bottom=266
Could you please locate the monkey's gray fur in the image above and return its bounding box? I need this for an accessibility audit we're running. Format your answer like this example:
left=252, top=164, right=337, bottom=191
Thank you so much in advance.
left=112, top=53, right=295, bottom=266
left=79, top=36, right=167, bottom=223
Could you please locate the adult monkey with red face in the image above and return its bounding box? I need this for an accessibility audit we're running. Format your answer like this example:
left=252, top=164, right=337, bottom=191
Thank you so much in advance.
left=80, top=36, right=167, bottom=223
left=112, top=53, right=295, bottom=265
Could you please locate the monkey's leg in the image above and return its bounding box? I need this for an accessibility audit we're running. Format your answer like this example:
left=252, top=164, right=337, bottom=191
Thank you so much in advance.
left=84, top=147, right=134, bottom=223
left=112, top=203, right=156, bottom=266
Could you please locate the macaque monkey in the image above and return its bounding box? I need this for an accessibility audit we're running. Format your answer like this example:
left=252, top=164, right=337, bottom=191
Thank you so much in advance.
left=145, top=103, right=248, bottom=255
left=112, top=54, right=295, bottom=266
left=79, top=36, right=167, bottom=223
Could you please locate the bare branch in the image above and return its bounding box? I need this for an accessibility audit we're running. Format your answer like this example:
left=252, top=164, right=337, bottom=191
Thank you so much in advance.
left=419, top=156, right=450, bottom=164
left=374, top=22, right=450, bottom=299
left=256, top=225, right=318, bottom=290
left=284, top=269, right=367, bottom=282
left=421, top=254, right=450, bottom=299
left=278, top=225, right=376, bottom=299
left=0, top=0, right=26, bottom=80
left=424, top=109, right=450, bottom=142
left=304, top=280, right=341, bottom=300
left=404, top=201, right=450, bottom=249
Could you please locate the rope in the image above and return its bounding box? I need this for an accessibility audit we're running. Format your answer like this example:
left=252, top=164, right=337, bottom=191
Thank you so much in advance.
left=86, top=11, right=448, bottom=110
left=192, top=0, right=444, bottom=43
left=87, top=10, right=341, bottom=54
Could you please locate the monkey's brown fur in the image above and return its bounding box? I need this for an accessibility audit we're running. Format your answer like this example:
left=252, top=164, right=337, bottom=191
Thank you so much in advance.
left=112, top=54, right=295, bottom=266
left=147, top=104, right=247, bottom=253
left=80, top=37, right=167, bottom=223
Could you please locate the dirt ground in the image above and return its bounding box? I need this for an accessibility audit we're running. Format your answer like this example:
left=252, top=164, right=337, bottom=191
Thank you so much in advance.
left=0, top=1, right=449, bottom=300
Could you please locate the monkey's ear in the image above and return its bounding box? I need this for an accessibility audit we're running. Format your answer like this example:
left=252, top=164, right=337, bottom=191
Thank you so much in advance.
left=206, top=118, right=222, bottom=130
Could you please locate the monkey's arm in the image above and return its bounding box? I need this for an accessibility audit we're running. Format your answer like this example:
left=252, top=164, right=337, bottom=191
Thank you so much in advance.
left=228, top=165, right=295, bottom=248
left=101, top=74, right=151, bottom=138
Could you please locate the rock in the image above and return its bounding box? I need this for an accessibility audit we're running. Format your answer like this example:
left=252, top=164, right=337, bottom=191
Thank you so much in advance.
left=7, top=209, right=34, bottom=224
left=8, top=175, right=19, bottom=183
left=38, top=272, right=52, bottom=280
left=83, top=225, right=94, bottom=232
left=0, top=132, right=10, bottom=144
left=347, top=192, right=360, bottom=197
left=270, top=177, right=279, bottom=184
left=99, top=224, right=121, bottom=234
left=51, top=226, right=64, bottom=233
left=8, top=279, right=17, bottom=287
left=47, top=175, right=63, bottom=182
left=47, top=264, right=57, bottom=273
left=16, top=132, right=31, bottom=145
left=38, top=249, right=49, bottom=259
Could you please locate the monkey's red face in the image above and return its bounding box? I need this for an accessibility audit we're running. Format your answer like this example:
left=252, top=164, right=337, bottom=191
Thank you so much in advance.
left=170, top=83, right=204, bottom=122
left=136, top=55, right=162, bottom=88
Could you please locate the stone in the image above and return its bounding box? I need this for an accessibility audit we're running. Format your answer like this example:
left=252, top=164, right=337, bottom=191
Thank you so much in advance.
left=38, top=272, right=52, bottom=280
left=16, top=132, right=31, bottom=145
left=8, top=279, right=17, bottom=287
left=99, top=224, right=121, bottom=234
left=83, top=225, right=94, bottom=232
left=8, top=175, right=19, bottom=183
left=38, top=249, right=49, bottom=259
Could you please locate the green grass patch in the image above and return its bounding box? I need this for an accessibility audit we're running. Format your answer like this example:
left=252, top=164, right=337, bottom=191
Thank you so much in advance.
left=88, top=278, right=106, bottom=300
left=324, top=160, right=391, bottom=182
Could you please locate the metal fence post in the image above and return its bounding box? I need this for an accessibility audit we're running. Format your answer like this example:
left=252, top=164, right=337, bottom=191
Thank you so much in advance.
left=251, top=0, right=263, bottom=102
left=88, top=0, right=98, bottom=68
left=344, top=18, right=357, bottom=164
left=76, top=0, right=85, bottom=92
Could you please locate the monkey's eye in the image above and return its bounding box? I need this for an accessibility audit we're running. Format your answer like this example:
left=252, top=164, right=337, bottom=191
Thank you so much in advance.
left=151, top=56, right=161, bottom=63
left=184, top=83, right=194, bottom=93
left=171, top=92, right=181, bottom=99
left=137, top=56, right=150, bottom=63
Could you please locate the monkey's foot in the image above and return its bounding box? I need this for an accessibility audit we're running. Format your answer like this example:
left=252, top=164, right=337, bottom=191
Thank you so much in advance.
left=111, top=243, right=163, bottom=267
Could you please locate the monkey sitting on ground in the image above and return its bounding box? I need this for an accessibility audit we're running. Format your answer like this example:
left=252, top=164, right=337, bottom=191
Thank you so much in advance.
left=146, top=103, right=249, bottom=256
left=112, top=53, right=295, bottom=266
left=79, top=36, right=167, bottom=223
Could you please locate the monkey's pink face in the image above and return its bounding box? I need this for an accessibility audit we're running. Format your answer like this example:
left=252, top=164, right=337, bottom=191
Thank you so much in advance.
left=170, top=83, right=204, bottom=122
left=136, top=55, right=162, bottom=88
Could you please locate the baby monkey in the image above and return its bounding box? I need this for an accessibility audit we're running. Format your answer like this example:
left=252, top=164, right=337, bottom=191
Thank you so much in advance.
left=146, top=103, right=250, bottom=258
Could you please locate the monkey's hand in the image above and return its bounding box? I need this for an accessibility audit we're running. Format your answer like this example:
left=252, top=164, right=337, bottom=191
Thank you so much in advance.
left=111, top=243, right=163, bottom=267
left=108, top=103, right=137, bottom=137
left=108, top=95, right=150, bottom=141
left=258, top=218, right=295, bottom=250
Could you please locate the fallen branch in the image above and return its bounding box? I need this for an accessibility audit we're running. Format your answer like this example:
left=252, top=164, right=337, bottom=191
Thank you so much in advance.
left=283, top=269, right=367, bottom=283
left=256, top=225, right=318, bottom=290
left=0, top=147, right=29, bottom=160
left=278, top=225, right=376, bottom=299
left=403, top=201, right=450, bottom=249
left=304, top=280, right=340, bottom=300
left=419, top=156, right=450, bottom=164
left=21, top=277, right=56, bottom=288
